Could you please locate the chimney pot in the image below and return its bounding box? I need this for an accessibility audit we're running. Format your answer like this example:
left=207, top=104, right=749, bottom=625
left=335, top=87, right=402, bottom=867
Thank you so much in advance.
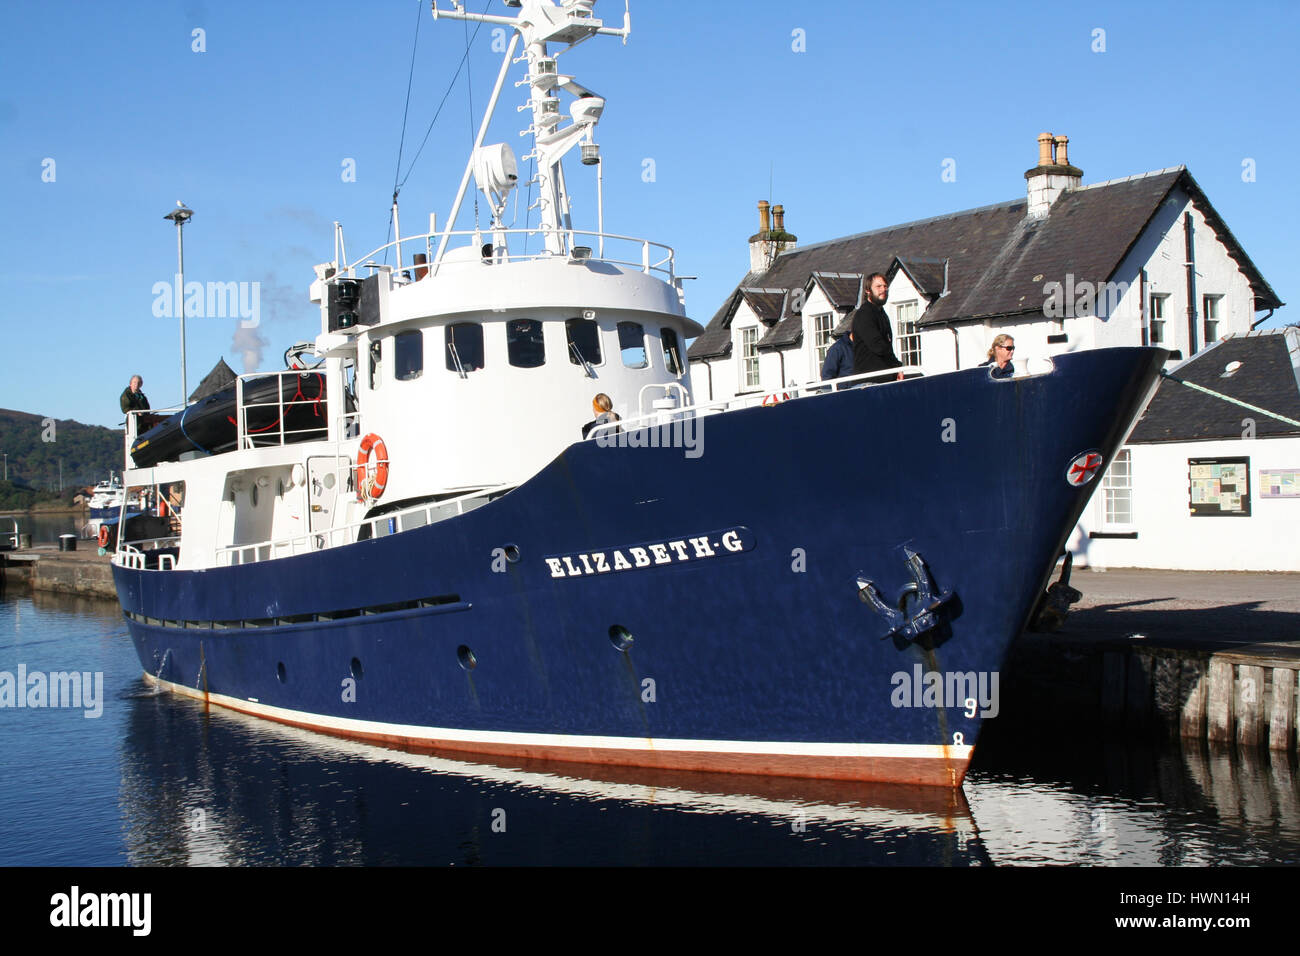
left=772, top=204, right=785, bottom=232
left=1053, top=135, right=1070, bottom=167
left=1037, top=132, right=1055, bottom=166
left=758, top=200, right=771, bottom=235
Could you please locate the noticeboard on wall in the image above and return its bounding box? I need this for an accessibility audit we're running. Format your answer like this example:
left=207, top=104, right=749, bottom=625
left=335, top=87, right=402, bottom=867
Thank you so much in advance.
left=1260, top=469, right=1300, bottom=499
left=1188, top=457, right=1251, bottom=517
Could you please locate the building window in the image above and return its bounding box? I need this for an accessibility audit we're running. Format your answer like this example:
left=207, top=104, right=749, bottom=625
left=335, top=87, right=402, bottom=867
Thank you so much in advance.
left=894, top=300, right=921, bottom=367
left=812, top=313, right=834, bottom=373
left=1149, top=294, right=1168, bottom=345
left=617, top=322, right=648, bottom=369
left=394, top=330, right=423, bottom=381
left=565, top=318, right=602, bottom=368
left=660, top=327, right=683, bottom=377
left=1203, top=294, right=1221, bottom=344
left=507, top=319, right=546, bottom=368
left=1102, top=449, right=1132, bottom=526
left=740, top=327, right=760, bottom=390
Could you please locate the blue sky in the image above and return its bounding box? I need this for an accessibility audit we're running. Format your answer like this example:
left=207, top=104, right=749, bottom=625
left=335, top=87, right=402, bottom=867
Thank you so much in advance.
left=2, top=0, right=1297, bottom=428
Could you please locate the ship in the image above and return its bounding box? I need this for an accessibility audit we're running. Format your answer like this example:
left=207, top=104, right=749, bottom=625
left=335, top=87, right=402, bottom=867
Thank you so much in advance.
left=110, top=0, right=1166, bottom=788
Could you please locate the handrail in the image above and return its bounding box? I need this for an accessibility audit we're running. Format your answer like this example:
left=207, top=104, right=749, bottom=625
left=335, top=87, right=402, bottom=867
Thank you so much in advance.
left=589, top=366, right=928, bottom=442
left=342, top=228, right=677, bottom=282
left=212, top=482, right=516, bottom=568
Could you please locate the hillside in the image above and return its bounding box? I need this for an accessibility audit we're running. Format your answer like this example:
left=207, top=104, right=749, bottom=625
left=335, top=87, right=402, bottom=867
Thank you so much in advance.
left=0, top=409, right=125, bottom=500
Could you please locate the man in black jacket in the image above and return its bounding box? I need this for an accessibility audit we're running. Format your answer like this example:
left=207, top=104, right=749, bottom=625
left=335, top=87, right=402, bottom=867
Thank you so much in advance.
left=119, top=375, right=150, bottom=415
left=851, top=273, right=904, bottom=379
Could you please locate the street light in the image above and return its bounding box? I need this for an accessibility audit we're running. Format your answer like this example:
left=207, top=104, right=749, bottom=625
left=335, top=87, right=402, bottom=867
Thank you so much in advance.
left=164, top=202, right=194, bottom=404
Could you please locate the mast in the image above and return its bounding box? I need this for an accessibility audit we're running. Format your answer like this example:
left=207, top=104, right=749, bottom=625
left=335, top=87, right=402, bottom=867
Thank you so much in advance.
left=432, top=0, right=630, bottom=261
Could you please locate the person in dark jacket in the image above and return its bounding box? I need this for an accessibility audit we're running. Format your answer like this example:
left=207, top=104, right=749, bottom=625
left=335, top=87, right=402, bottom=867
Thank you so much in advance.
left=850, top=273, right=904, bottom=380
left=982, top=334, right=1015, bottom=379
left=820, top=331, right=854, bottom=381
left=120, top=375, right=150, bottom=415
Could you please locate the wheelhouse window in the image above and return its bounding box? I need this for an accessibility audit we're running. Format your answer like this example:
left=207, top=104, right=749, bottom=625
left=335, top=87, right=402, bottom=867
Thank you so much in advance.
left=445, top=323, right=484, bottom=374
left=566, top=318, right=603, bottom=368
left=394, top=330, right=423, bottom=381
left=618, top=321, right=648, bottom=369
left=507, top=319, right=546, bottom=369
left=740, top=327, right=759, bottom=390
left=661, top=327, right=683, bottom=377
left=894, top=300, right=921, bottom=366
left=368, top=338, right=382, bottom=390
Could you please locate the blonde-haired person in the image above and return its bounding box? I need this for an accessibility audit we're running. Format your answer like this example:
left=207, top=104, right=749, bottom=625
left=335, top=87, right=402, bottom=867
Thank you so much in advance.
left=983, top=334, right=1015, bottom=379
left=581, top=392, right=621, bottom=439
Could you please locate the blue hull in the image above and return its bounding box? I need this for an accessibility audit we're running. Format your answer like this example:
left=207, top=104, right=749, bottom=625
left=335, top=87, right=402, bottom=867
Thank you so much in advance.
left=112, top=348, right=1165, bottom=785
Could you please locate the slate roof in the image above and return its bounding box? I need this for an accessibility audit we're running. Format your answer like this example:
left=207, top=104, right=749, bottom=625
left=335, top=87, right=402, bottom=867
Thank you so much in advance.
left=738, top=288, right=787, bottom=324
left=809, top=271, right=863, bottom=311
left=892, top=257, right=948, bottom=297
left=1129, top=329, right=1300, bottom=443
left=688, top=166, right=1283, bottom=361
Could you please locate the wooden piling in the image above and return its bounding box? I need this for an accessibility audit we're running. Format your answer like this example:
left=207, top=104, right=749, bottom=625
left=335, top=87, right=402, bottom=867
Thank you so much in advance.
left=1206, top=660, right=1235, bottom=744
left=1272, top=667, right=1297, bottom=752
left=1235, top=664, right=1265, bottom=749
left=1152, top=655, right=1182, bottom=738
left=1180, top=658, right=1208, bottom=741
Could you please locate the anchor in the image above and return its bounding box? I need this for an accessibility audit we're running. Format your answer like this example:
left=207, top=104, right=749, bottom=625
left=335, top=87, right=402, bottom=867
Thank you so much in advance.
left=856, top=547, right=955, bottom=643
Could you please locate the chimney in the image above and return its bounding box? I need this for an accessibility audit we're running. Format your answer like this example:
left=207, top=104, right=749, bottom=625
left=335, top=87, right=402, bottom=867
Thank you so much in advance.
left=1024, top=131, right=1083, bottom=218
left=749, top=201, right=798, bottom=274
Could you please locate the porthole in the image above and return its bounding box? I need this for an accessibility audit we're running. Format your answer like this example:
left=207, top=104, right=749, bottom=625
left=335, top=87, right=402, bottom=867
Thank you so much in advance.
left=276, top=661, right=286, bottom=683
left=608, top=625, right=634, bottom=652
left=350, top=657, right=363, bottom=679
left=503, top=544, right=521, bottom=563
left=457, top=645, right=477, bottom=671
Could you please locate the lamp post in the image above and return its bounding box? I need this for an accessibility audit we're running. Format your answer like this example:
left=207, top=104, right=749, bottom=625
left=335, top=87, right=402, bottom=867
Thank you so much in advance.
left=164, top=202, right=194, bottom=404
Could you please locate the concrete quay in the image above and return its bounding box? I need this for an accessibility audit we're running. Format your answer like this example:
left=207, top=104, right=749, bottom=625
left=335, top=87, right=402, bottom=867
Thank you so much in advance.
left=0, top=544, right=116, bottom=600
left=1003, top=568, right=1300, bottom=753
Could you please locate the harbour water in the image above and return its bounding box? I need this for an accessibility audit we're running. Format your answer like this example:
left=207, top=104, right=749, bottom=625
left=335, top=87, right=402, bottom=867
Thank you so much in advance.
left=1, top=590, right=1297, bottom=867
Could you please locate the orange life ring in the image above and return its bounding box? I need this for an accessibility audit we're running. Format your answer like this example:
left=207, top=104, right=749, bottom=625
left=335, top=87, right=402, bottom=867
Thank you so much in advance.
left=97, top=524, right=111, bottom=548
left=355, top=433, right=390, bottom=501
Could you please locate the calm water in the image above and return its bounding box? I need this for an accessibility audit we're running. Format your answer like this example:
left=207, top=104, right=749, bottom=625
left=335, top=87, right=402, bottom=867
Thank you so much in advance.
left=1, top=590, right=1297, bottom=866
left=0, top=512, right=87, bottom=545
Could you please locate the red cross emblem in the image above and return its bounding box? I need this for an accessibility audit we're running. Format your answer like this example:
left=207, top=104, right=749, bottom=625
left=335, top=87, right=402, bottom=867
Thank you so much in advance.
left=1066, top=451, right=1104, bottom=486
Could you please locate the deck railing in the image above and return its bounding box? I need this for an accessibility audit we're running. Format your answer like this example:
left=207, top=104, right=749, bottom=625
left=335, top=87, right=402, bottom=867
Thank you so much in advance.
left=345, top=228, right=677, bottom=284
left=212, top=483, right=515, bottom=568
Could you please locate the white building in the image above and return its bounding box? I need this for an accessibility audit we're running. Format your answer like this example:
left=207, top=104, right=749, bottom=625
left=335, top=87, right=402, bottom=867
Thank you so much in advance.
left=687, top=133, right=1283, bottom=401
left=1075, top=327, right=1300, bottom=572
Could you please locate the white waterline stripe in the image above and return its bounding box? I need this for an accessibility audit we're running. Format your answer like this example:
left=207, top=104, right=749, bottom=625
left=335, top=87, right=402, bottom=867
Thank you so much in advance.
left=146, top=674, right=972, bottom=761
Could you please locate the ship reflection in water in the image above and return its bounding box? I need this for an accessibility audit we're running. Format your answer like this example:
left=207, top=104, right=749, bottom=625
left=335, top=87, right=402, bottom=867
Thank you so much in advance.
left=117, top=689, right=985, bottom=866
left=116, top=684, right=1300, bottom=866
